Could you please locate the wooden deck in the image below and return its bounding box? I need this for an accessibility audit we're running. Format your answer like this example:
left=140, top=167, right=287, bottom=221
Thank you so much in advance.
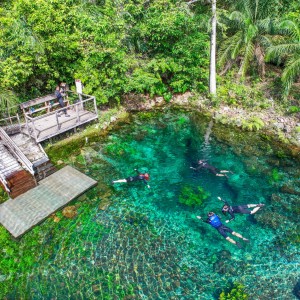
left=0, top=166, right=97, bottom=238
left=26, top=108, right=98, bottom=142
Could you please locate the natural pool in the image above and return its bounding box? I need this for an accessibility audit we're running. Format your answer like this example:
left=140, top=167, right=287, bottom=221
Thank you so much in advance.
left=1, top=110, right=300, bottom=299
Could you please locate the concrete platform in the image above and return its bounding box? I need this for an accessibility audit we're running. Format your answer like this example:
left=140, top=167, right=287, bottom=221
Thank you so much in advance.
left=0, top=166, right=97, bottom=238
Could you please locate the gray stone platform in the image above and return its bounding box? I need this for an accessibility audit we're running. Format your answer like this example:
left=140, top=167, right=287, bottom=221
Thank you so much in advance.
left=0, top=166, right=97, bottom=238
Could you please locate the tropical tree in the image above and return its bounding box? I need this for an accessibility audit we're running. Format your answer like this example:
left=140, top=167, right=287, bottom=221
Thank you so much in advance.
left=218, top=0, right=277, bottom=79
left=209, top=0, right=217, bottom=95
left=266, top=19, right=300, bottom=98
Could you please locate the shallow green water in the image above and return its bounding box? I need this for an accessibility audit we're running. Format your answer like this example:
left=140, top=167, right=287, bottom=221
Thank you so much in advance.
left=2, top=110, right=300, bottom=299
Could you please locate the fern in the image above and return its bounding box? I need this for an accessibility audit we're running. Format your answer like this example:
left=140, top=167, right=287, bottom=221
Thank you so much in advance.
left=241, top=117, right=264, bottom=131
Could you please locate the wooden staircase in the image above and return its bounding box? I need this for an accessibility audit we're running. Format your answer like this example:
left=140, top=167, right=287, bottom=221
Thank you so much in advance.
left=0, top=125, right=56, bottom=198
left=6, top=170, right=37, bottom=199
left=0, top=142, right=36, bottom=198
left=10, top=132, right=57, bottom=182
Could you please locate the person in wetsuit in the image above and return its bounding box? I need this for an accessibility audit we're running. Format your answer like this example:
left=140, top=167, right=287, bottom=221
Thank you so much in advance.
left=197, top=212, right=249, bottom=248
left=218, top=196, right=265, bottom=223
left=112, top=169, right=150, bottom=188
left=190, top=160, right=232, bottom=177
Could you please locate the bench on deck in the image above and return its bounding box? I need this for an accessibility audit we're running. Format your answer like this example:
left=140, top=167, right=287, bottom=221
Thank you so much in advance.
left=20, top=94, right=69, bottom=116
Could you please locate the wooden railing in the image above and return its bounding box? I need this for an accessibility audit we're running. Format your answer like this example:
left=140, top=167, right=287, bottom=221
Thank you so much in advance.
left=0, top=127, right=35, bottom=175
left=24, top=94, right=98, bottom=142
left=0, top=114, right=22, bottom=135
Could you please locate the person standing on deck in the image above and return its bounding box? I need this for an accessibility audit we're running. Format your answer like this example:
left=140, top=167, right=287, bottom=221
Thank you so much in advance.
left=55, top=85, right=70, bottom=117
left=197, top=212, right=249, bottom=248
left=112, top=169, right=150, bottom=188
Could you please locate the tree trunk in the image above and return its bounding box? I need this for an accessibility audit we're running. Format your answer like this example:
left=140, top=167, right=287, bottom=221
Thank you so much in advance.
left=209, top=0, right=217, bottom=95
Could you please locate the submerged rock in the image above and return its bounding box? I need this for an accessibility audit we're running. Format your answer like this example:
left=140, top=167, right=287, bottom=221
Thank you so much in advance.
left=255, top=210, right=287, bottom=229
left=280, top=184, right=300, bottom=195
left=98, top=200, right=111, bottom=211
left=62, top=205, right=77, bottom=218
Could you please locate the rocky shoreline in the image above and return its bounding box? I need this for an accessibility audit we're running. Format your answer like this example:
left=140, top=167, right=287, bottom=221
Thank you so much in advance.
left=121, top=92, right=300, bottom=151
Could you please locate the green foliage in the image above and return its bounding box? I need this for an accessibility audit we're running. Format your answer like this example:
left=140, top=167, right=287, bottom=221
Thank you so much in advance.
left=266, top=17, right=300, bottom=98
left=179, top=185, right=210, bottom=207
left=217, top=76, right=265, bottom=107
left=287, top=105, right=300, bottom=114
left=241, top=117, right=264, bottom=131
left=219, top=282, right=249, bottom=300
left=0, top=90, right=20, bottom=116
left=0, top=0, right=209, bottom=105
left=218, top=0, right=278, bottom=79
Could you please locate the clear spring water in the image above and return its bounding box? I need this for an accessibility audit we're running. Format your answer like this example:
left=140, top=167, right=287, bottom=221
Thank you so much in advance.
left=4, top=110, right=300, bottom=299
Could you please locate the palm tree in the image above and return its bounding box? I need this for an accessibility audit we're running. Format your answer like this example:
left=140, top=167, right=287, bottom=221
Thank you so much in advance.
left=209, top=0, right=217, bottom=95
left=188, top=0, right=217, bottom=95
left=218, top=0, right=275, bottom=79
left=266, top=19, right=300, bottom=98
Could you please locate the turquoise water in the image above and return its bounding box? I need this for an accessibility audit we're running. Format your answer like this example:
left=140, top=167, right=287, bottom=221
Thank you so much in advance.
left=5, top=110, right=300, bottom=299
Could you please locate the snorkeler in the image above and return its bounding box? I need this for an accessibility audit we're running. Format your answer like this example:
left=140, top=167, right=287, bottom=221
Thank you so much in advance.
left=190, top=160, right=232, bottom=178
left=112, top=169, right=150, bottom=188
left=218, top=196, right=265, bottom=223
left=197, top=212, right=249, bottom=248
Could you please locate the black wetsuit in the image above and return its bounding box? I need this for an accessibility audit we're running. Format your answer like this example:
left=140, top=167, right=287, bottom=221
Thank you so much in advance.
left=222, top=199, right=251, bottom=221
left=194, top=161, right=221, bottom=175
left=126, top=170, right=148, bottom=186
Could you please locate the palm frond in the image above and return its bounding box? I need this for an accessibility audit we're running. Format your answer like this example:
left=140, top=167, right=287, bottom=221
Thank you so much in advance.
left=239, top=41, right=254, bottom=77
left=245, top=24, right=258, bottom=44
left=278, top=20, right=300, bottom=41
left=282, top=56, right=300, bottom=96
left=267, top=43, right=300, bottom=60
left=229, top=11, right=246, bottom=29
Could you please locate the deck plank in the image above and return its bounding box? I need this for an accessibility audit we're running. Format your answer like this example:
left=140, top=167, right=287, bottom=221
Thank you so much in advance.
left=0, top=166, right=97, bottom=238
left=26, top=109, right=97, bottom=142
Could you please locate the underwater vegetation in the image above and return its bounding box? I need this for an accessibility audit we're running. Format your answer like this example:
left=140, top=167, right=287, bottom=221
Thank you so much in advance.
left=179, top=185, right=210, bottom=207
left=219, top=282, right=249, bottom=300
left=0, top=109, right=299, bottom=299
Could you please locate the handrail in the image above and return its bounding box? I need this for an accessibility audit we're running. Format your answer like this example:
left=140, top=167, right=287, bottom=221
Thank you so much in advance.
left=0, top=127, right=35, bottom=175
left=0, top=172, right=10, bottom=193
left=25, top=96, right=94, bottom=121
left=0, top=114, right=22, bottom=131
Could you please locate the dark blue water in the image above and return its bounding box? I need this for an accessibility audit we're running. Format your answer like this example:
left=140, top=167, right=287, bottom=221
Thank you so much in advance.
left=4, top=110, right=300, bottom=299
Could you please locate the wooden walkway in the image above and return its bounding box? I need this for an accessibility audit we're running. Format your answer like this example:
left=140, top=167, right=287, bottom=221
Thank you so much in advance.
left=0, top=166, right=97, bottom=238
left=26, top=108, right=98, bottom=142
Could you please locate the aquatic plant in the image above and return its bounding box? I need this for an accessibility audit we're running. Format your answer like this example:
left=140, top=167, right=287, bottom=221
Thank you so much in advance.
left=177, top=116, right=188, bottom=125
left=270, top=168, right=282, bottom=183
left=179, top=185, right=210, bottom=207
left=104, top=141, right=137, bottom=157
left=219, top=282, right=249, bottom=300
